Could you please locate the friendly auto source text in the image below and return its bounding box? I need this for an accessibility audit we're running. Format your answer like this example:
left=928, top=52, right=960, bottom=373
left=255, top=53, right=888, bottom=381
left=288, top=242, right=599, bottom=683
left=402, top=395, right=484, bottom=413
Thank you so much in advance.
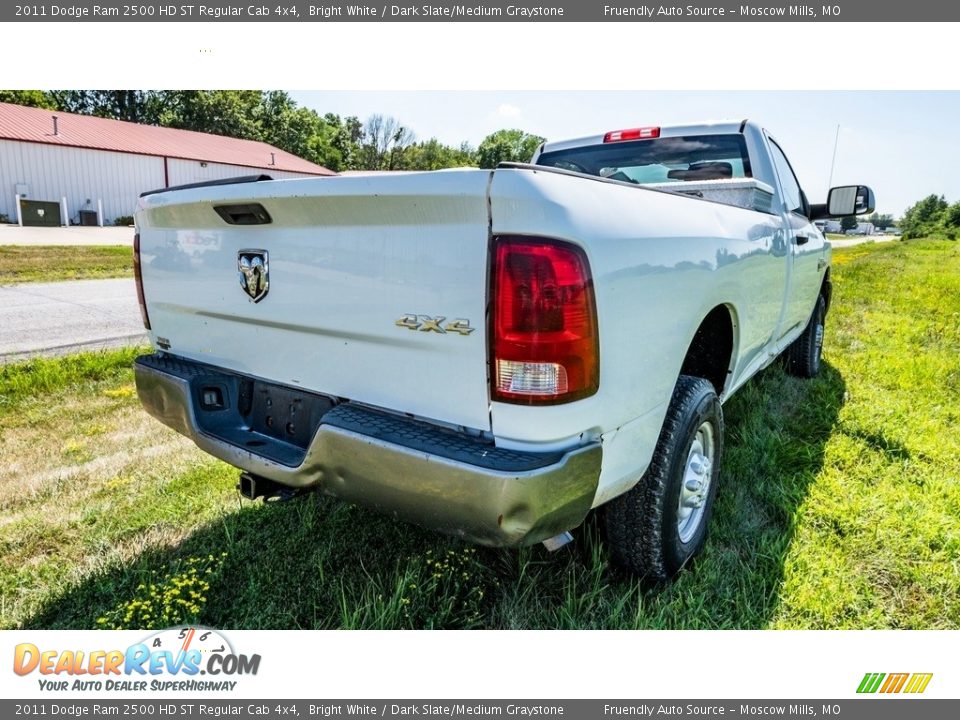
left=603, top=5, right=824, bottom=16
left=604, top=705, right=821, bottom=716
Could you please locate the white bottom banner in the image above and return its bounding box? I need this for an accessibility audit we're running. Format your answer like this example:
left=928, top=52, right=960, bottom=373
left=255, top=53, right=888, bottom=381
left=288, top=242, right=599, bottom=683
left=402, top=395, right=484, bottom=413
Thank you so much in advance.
left=2, top=629, right=955, bottom=699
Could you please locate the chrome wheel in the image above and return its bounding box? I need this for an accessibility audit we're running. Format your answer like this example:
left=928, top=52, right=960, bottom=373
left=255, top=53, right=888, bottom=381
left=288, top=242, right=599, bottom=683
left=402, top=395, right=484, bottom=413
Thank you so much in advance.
left=677, top=421, right=716, bottom=543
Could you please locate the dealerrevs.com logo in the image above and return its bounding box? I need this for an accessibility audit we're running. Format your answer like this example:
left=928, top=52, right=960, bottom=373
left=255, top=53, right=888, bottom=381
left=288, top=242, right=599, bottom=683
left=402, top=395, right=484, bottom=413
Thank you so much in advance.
left=13, top=627, right=260, bottom=692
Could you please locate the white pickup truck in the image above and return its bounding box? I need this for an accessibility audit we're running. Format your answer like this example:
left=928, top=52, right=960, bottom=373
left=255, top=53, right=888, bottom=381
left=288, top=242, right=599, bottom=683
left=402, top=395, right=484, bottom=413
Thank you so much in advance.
left=133, top=121, right=874, bottom=580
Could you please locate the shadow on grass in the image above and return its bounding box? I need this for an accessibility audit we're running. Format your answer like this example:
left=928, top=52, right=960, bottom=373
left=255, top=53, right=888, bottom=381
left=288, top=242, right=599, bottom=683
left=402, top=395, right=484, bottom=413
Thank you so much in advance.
left=26, top=362, right=847, bottom=630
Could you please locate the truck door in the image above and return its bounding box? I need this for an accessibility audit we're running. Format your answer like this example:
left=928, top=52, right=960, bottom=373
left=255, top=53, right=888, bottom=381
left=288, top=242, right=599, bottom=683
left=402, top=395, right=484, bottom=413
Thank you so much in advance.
left=767, top=136, right=826, bottom=337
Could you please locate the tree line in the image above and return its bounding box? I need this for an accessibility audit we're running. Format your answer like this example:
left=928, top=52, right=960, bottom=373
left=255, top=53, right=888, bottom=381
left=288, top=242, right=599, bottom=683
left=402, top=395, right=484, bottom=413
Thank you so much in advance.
left=5, top=90, right=957, bottom=239
left=898, top=194, right=960, bottom=240
left=0, top=90, right=544, bottom=172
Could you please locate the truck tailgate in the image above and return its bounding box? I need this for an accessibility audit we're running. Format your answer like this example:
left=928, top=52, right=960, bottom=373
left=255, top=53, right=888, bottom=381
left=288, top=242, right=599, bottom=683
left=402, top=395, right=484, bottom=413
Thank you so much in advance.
left=136, top=171, right=493, bottom=432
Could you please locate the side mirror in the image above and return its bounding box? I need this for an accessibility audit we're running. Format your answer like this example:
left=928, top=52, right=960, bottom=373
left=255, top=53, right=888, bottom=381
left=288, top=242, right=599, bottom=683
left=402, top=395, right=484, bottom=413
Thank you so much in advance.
left=826, top=185, right=875, bottom=217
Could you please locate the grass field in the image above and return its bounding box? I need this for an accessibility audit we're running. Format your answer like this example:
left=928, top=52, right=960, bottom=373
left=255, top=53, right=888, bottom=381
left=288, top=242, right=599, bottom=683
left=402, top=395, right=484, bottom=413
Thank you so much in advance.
left=0, top=245, right=132, bottom=284
left=2, top=240, right=958, bottom=630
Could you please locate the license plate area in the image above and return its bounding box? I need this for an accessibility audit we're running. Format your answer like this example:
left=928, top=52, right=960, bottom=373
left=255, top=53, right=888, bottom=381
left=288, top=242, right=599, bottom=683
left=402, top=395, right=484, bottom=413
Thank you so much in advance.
left=241, top=379, right=335, bottom=450
left=190, top=371, right=335, bottom=468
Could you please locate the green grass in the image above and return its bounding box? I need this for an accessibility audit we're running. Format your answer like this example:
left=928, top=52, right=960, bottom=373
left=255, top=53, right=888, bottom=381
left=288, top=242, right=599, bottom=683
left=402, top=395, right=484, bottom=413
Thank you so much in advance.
left=0, top=245, right=132, bottom=283
left=0, top=346, right=141, bottom=408
left=2, top=240, right=958, bottom=629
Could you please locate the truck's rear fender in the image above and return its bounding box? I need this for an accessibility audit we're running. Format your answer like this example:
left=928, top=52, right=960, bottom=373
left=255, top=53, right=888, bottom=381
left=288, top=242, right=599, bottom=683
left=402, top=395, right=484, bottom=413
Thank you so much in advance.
left=679, top=303, right=739, bottom=396
left=487, top=168, right=781, bottom=503
left=820, top=266, right=833, bottom=311
left=488, top=167, right=779, bottom=440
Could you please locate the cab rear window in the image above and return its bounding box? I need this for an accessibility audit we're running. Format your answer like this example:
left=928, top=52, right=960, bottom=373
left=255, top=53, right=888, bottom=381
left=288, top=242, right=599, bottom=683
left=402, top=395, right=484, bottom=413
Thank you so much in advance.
left=536, top=134, right=752, bottom=185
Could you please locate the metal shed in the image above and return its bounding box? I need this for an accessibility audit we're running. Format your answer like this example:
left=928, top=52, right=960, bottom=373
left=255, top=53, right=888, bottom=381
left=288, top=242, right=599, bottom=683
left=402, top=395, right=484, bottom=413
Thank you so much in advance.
left=0, top=102, right=335, bottom=226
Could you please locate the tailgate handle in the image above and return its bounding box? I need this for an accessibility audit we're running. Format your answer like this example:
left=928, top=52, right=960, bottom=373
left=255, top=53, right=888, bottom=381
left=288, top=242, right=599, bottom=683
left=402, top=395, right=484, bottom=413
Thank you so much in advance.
left=214, top=203, right=272, bottom=225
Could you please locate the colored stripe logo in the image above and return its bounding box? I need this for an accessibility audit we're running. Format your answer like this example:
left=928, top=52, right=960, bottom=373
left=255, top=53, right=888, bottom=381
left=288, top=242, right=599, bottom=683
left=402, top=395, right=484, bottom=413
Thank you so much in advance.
left=857, top=672, right=933, bottom=694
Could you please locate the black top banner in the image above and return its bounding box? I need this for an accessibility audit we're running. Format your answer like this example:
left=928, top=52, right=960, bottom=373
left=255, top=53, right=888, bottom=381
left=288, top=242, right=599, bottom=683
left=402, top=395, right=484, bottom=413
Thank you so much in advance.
left=4, top=0, right=959, bottom=22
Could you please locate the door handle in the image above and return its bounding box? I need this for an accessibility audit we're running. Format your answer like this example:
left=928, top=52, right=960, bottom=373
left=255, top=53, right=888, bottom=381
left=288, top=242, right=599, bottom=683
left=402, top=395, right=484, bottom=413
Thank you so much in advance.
left=795, top=233, right=810, bottom=246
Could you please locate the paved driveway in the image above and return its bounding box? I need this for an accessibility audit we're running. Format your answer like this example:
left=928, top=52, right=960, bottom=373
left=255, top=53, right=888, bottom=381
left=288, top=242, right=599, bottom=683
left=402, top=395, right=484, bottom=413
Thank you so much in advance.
left=0, top=278, right=147, bottom=363
left=0, top=225, right=134, bottom=246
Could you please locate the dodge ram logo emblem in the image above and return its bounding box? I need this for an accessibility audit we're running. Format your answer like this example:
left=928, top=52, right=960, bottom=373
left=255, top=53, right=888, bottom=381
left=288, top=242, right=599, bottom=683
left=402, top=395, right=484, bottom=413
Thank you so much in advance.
left=238, top=250, right=269, bottom=303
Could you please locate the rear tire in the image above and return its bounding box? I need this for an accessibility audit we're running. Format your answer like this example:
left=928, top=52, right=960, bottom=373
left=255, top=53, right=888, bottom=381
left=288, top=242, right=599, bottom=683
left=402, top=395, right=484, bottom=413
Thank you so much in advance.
left=605, top=375, right=723, bottom=581
left=785, top=294, right=827, bottom=378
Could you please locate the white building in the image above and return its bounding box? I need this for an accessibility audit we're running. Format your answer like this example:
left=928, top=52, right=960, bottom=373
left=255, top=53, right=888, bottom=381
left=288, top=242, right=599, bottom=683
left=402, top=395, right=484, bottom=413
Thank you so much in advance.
left=0, top=102, right=335, bottom=225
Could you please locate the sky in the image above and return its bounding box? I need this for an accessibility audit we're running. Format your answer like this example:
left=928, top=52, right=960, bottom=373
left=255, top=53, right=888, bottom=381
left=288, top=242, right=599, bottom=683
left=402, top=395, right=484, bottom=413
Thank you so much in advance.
left=292, top=91, right=960, bottom=217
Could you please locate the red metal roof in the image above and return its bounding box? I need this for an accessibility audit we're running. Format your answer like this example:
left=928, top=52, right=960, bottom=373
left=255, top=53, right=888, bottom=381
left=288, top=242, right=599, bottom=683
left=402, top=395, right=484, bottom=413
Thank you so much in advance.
left=0, top=102, right=335, bottom=176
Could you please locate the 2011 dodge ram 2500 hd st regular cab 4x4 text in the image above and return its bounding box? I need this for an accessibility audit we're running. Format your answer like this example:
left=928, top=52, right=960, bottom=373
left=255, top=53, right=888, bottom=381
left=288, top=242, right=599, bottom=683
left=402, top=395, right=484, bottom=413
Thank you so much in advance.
left=133, top=120, right=875, bottom=579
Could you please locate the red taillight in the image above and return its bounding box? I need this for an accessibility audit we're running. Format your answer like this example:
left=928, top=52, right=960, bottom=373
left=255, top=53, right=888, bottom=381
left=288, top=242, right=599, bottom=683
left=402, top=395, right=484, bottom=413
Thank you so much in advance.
left=603, top=126, right=661, bottom=143
left=133, top=231, right=150, bottom=330
left=490, top=237, right=599, bottom=405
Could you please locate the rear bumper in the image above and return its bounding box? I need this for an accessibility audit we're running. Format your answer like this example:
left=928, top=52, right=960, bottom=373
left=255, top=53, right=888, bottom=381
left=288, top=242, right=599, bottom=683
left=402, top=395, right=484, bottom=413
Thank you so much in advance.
left=134, top=354, right=601, bottom=547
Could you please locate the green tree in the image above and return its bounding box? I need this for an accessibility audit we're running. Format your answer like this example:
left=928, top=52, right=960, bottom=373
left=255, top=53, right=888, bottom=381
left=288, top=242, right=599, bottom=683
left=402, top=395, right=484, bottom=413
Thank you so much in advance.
left=320, top=113, right=363, bottom=171
left=359, top=114, right=415, bottom=170
left=160, top=90, right=265, bottom=140
left=399, top=138, right=477, bottom=170
left=477, top=129, right=545, bottom=168
left=867, top=212, right=894, bottom=231
left=840, top=216, right=859, bottom=232
left=944, top=202, right=960, bottom=229
left=255, top=91, right=337, bottom=167
left=901, top=194, right=948, bottom=236
left=0, top=90, right=56, bottom=109
left=47, top=90, right=165, bottom=124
